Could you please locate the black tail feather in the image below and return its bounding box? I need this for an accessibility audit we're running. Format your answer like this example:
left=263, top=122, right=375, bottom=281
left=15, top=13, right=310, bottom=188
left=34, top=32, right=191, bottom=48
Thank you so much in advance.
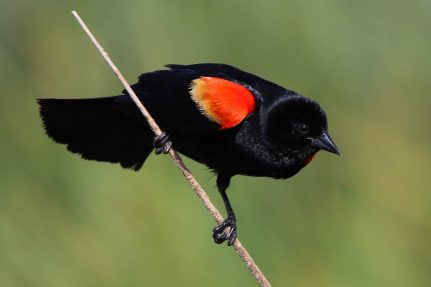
left=38, top=97, right=153, bottom=171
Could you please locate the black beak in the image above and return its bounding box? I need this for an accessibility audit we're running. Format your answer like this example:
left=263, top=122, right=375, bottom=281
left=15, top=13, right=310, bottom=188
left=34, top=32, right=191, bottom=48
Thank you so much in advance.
left=310, top=130, right=341, bottom=156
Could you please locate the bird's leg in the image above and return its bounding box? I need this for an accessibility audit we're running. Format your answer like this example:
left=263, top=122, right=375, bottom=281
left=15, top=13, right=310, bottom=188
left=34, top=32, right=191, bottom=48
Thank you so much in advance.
left=213, top=175, right=237, bottom=246
left=153, top=132, right=172, bottom=155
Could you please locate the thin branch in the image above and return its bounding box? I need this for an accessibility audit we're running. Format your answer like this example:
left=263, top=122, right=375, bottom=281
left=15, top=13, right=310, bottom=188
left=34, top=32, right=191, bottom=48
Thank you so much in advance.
left=71, top=11, right=272, bottom=287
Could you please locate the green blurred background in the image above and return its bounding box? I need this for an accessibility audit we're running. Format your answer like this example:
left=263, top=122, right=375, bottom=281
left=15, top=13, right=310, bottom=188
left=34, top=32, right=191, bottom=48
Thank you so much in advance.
left=1, top=0, right=430, bottom=286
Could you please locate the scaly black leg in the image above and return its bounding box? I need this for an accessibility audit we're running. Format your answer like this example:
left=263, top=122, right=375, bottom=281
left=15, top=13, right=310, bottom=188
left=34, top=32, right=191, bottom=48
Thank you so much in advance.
left=153, top=132, right=172, bottom=154
left=213, top=175, right=237, bottom=246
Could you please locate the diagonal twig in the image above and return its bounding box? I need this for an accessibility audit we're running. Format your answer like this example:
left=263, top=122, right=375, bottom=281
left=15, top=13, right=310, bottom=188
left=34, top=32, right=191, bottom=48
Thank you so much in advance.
left=71, top=11, right=272, bottom=287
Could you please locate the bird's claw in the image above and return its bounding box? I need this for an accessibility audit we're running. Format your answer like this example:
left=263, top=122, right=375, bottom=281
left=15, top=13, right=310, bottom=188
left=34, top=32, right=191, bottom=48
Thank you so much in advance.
left=212, top=215, right=237, bottom=246
left=153, top=132, right=172, bottom=155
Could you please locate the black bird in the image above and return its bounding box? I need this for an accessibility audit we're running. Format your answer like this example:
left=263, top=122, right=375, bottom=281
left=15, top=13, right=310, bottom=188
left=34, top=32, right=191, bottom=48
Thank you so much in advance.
left=38, top=63, right=341, bottom=246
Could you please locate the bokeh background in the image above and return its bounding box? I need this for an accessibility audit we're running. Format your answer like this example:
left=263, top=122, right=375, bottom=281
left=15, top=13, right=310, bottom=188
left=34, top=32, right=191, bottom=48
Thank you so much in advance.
left=1, top=0, right=430, bottom=286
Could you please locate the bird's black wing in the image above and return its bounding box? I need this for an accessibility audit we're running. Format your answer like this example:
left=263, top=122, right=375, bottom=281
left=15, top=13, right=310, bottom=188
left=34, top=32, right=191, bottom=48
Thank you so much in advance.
left=118, top=64, right=259, bottom=134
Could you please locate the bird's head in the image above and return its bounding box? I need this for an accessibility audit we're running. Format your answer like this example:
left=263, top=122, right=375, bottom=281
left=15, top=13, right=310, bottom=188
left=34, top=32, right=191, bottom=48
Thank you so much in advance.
left=262, top=93, right=341, bottom=165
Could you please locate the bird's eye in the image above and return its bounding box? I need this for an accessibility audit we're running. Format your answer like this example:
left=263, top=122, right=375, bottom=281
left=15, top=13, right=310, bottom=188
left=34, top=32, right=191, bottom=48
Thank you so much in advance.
left=298, top=124, right=310, bottom=134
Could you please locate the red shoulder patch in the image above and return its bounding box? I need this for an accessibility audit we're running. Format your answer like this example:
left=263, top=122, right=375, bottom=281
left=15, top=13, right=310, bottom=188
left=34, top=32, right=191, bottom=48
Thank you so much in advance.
left=190, top=77, right=255, bottom=129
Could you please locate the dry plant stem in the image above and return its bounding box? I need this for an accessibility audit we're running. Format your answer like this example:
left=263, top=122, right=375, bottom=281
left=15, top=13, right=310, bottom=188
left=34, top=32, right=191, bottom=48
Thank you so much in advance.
left=71, top=11, right=272, bottom=287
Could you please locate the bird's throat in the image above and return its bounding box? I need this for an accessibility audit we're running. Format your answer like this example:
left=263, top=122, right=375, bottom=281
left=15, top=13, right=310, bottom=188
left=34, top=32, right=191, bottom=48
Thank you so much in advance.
left=304, top=152, right=317, bottom=166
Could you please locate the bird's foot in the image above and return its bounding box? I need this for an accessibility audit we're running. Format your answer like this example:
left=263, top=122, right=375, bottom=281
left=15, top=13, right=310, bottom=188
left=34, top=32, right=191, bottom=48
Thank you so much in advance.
left=212, top=215, right=237, bottom=246
left=153, top=132, right=172, bottom=155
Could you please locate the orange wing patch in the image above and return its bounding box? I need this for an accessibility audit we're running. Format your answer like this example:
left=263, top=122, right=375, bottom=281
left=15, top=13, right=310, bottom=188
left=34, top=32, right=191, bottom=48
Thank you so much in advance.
left=190, top=77, right=255, bottom=129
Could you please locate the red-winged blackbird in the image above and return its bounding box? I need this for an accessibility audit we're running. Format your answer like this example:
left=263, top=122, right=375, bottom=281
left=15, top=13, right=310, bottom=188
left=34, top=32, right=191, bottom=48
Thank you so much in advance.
left=38, top=63, right=340, bottom=246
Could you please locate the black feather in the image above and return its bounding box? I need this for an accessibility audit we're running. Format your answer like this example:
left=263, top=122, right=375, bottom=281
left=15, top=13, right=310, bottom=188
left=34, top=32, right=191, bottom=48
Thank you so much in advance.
left=38, top=97, right=153, bottom=170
